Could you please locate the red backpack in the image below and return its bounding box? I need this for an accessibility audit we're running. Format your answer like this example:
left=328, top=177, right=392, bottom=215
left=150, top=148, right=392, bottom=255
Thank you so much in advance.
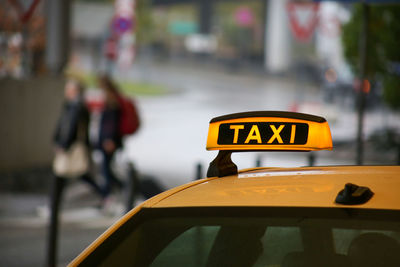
left=117, top=96, right=140, bottom=136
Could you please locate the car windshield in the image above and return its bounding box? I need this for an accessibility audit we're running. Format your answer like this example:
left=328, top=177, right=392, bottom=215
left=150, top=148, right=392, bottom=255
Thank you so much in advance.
left=79, top=207, right=400, bottom=267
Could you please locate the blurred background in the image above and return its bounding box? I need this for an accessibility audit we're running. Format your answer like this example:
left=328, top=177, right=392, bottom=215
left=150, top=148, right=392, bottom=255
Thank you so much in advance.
left=0, top=0, right=399, bottom=266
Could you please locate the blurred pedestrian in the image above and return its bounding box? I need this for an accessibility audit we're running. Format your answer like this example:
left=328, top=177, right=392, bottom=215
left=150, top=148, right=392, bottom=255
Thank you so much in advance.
left=97, top=75, right=125, bottom=201
left=52, top=78, right=103, bottom=196
left=48, top=79, right=102, bottom=267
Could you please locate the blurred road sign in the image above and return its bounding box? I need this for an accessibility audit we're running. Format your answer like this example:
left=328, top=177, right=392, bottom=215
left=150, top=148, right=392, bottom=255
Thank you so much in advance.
left=287, top=3, right=319, bottom=42
left=118, top=45, right=135, bottom=69
left=168, top=21, right=198, bottom=35
left=234, top=6, right=254, bottom=27
left=112, top=16, right=134, bottom=35
left=8, top=0, right=41, bottom=23
left=105, top=36, right=118, bottom=60
left=107, top=0, right=136, bottom=70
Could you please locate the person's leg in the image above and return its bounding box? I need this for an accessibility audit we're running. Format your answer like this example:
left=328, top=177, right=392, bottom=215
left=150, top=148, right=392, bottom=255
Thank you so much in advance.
left=80, top=173, right=104, bottom=198
left=101, top=152, right=114, bottom=198
left=110, top=169, right=124, bottom=189
left=102, top=151, right=124, bottom=193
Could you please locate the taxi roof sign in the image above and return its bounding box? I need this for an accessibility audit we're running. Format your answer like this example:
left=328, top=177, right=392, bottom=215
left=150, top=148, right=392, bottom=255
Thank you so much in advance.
left=206, top=111, right=332, bottom=152
left=206, top=111, right=333, bottom=177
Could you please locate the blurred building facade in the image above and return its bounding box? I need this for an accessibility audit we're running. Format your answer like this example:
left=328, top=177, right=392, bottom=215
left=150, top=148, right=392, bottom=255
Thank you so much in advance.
left=0, top=1, right=64, bottom=171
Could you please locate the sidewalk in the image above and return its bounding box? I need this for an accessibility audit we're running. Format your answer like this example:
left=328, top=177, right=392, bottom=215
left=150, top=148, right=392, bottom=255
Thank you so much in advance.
left=0, top=182, right=125, bottom=225
left=0, top=181, right=126, bottom=267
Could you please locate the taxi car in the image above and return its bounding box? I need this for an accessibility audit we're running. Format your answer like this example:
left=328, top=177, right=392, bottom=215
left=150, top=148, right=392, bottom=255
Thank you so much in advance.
left=70, top=111, right=400, bottom=267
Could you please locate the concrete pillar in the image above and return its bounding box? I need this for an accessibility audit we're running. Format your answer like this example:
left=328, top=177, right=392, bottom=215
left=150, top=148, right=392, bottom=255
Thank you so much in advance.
left=45, top=0, right=71, bottom=74
left=264, top=0, right=291, bottom=73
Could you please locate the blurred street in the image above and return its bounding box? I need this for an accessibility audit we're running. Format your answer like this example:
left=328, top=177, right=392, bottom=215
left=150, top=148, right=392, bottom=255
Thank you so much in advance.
left=1, top=59, right=399, bottom=266
left=124, top=59, right=400, bottom=188
left=1, top=1, right=400, bottom=265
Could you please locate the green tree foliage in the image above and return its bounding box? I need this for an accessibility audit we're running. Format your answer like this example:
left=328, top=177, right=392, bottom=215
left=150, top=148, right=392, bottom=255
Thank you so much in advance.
left=342, top=4, right=400, bottom=109
left=135, top=0, right=154, bottom=45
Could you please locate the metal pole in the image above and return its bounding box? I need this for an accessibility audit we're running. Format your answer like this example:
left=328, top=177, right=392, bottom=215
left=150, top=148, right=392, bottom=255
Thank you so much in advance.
left=46, top=176, right=66, bottom=267
left=308, top=152, right=316, bottom=167
left=45, top=0, right=71, bottom=74
left=125, top=163, right=139, bottom=213
left=262, top=0, right=269, bottom=71
left=356, top=4, right=369, bottom=165
left=198, top=0, right=212, bottom=34
left=195, top=162, right=203, bottom=180
left=256, top=155, right=262, bottom=167
left=397, top=143, right=400, bottom=165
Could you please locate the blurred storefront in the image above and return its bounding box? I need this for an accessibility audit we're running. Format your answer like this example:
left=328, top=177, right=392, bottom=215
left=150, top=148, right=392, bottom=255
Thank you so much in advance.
left=148, top=1, right=265, bottom=67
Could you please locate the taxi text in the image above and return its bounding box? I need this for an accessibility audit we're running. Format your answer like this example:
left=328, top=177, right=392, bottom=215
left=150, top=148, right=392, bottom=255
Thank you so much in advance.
left=217, top=122, right=308, bottom=145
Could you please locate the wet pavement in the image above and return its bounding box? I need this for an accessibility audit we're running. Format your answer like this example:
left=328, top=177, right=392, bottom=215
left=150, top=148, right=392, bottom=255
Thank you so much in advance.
left=0, top=182, right=126, bottom=267
left=123, top=60, right=400, bottom=188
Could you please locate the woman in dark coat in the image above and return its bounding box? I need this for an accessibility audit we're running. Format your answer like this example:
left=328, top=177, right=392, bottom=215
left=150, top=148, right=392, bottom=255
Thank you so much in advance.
left=48, top=79, right=103, bottom=266
left=53, top=79, right=103, bottom=195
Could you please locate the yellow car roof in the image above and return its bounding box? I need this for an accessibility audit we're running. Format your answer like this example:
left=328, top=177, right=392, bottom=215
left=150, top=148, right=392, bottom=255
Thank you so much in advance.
left=145, top=165, right=400, bottom=210
left=69, top=165, right=400, bottom=266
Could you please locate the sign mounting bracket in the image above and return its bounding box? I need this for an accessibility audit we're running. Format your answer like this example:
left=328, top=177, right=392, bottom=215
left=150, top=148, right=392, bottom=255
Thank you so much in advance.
left=207, top=151, right=237, bottom=178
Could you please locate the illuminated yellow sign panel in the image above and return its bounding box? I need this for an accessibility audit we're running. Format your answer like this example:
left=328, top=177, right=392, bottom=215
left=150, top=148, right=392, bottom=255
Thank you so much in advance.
left=206, top=111, right=332, bottom=151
